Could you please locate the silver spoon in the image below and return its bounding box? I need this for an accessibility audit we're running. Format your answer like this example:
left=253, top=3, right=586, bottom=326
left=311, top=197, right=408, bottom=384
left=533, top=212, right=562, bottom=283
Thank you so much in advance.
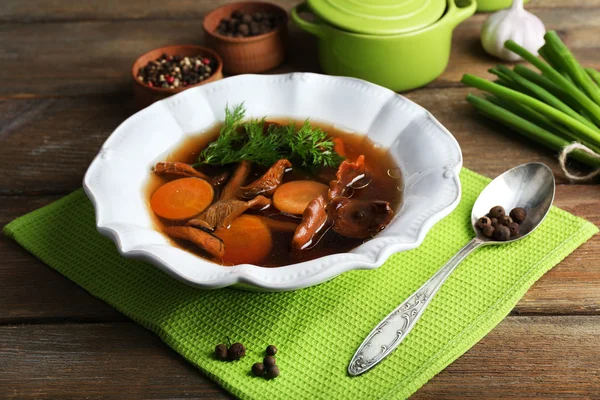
left=348, top=162, right=555, bottom=376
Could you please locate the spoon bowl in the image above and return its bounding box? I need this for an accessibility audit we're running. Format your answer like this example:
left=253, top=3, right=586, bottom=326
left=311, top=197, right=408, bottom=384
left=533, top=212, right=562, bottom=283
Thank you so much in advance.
left=472, top=162, right=555, bottom=243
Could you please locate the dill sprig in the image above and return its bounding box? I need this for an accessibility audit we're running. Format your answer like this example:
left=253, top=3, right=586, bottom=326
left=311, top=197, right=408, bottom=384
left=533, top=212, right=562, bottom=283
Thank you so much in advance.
left=196, top=104, right=343, bottom=170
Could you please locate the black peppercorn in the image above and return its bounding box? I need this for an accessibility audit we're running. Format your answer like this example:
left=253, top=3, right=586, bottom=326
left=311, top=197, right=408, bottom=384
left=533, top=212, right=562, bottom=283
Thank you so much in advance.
left=508, top=222, right=520, bottom=237
left=489, top=205, right=505, bottom=218
left=510, top=207, right=527, bottom=223
left=494, top=225, right=510, bottom=241
left=266, top=365, right=280, bottom=379
left=264, top=355, right=276, bottom=368
left=499, top=215, right=513, bottom=226
left=215, top=9, right=279, bottom=37
left=482, top=225, right=495, bottom=238
left=238, top=23, right=250, bottom=36
left=228, top=342, right=246, bottom=361
left=266, top=345, right=278, bottom=356
left=490, top=217, right=499, bottom=227
left=242, top=14, right=253, bottom=24
left=252, top=362, right=265, bottom=376
left=215, top=343, right=228, bottom=361
left=476, top=216, right=492, bottom=229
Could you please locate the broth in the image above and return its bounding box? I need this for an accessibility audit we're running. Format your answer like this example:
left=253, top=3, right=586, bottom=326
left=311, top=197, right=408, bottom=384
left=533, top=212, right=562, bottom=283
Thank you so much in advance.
left=146, top=119, right=403, bottom=267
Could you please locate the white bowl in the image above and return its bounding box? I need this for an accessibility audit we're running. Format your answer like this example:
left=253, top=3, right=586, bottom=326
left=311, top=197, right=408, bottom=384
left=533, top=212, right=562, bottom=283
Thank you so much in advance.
left=83, top=73, right=462, bottom=291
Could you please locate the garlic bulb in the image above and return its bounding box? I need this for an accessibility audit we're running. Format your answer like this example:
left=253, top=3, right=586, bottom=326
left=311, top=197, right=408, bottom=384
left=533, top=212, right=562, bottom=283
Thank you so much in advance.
left=480, top=0, right=546, bottom=61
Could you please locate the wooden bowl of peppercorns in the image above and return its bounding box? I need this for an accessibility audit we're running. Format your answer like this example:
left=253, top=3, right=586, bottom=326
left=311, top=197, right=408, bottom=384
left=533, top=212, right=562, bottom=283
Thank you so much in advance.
left=132, top=44, right=224, bottom=109
left=202, top=2, right=288, bottom=74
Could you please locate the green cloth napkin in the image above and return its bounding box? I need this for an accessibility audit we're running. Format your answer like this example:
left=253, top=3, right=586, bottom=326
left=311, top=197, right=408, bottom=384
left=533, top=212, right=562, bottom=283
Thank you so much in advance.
left=4, top=168, right=597, bottom=399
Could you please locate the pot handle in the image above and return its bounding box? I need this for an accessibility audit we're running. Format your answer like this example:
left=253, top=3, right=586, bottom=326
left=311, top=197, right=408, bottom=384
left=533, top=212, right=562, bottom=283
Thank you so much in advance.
left=291, top=2, right=326, bottom=38
left=444, top=0, right=477, bottom=29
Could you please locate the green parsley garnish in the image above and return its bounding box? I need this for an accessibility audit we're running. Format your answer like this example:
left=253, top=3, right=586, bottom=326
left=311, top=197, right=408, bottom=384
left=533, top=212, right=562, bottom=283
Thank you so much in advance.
left=196, top=104, right=343, bottom=171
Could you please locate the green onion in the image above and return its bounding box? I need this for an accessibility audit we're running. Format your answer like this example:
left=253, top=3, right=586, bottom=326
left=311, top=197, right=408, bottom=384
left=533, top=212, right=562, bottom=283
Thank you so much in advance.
left=513, top=65, right=574, bottom=105
left=461, top=74, right=600, bottom=146
left=462, top=31, right=600, bottom=171
left=505, top=39, right=600, bottom=126
left=495, top=64, right=598, bottom=131
left=466, top=94, right=600, bottom=168
left=544, top=31, right=600, bottom=106
left=585, top=68, right=600, bottom=87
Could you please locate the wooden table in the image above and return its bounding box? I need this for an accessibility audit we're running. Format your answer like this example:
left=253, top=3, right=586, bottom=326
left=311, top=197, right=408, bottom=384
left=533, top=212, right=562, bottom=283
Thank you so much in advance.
left=1, top=1, right=599, bottom=398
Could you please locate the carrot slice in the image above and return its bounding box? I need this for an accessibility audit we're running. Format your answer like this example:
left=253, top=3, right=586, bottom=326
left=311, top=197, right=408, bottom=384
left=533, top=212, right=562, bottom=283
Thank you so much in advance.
left=273, top=181, right=329, bottom=215
left=333, top=137, right=346, bottom=157
left=151, top=177, right=214, bottom=220
left=214, top=215, right=272, bottom=265
left=256, top=216, right=299, bottom=232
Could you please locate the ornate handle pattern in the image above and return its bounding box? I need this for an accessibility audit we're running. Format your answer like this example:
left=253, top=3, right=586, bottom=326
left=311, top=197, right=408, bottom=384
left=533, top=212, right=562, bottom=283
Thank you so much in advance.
left=348, top=238, right=483, bottom=376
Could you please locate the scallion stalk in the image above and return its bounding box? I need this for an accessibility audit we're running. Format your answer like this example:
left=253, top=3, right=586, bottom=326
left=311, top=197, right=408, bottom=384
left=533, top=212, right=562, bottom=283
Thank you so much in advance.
left=495, top=65, right=598, bottom=131
left=505, top=39, right=600, bottom=126
left=466, top=94, right=600, bottom=168
left=585, top=68, right=600, bottom=87
left=513, top=65, right=574, bottom=105
left=544, top=31, right=600, bottom=106
left=461, top=74, right=600, bottom=146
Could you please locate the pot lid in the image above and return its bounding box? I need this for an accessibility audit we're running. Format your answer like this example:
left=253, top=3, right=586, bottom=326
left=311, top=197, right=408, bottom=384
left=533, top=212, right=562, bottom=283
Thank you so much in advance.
left=306, top=0, right=447, bottom=35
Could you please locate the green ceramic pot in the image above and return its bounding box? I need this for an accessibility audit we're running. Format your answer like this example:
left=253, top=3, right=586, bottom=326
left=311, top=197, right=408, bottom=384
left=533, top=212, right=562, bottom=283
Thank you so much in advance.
left=292, top=0, right=477, bottom=92
left=476, top=0, right=530, bottom=12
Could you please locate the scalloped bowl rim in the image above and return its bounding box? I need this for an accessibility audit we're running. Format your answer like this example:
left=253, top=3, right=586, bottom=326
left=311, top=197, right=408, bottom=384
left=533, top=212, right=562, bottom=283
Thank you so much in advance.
left=83, top=73, right=462, bottom=291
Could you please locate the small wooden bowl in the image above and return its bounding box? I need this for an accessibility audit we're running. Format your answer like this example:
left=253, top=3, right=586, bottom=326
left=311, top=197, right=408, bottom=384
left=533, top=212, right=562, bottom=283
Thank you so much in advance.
left=202, top=2, right=288, bottom=75
left=132, top=45, right=224, bottom=109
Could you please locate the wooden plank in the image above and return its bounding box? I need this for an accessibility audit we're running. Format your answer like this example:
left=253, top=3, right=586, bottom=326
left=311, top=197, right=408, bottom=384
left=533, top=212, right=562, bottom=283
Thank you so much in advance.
left=0, top=238, right=126, bottom=324
left=0, top=97, right=136, bottom=195
left=0, top=0, right=598, bottom=22
left=0, top=22, right=320, bottom=98
left=0, top=323, right=230, bottom=399
left=2, top=87, right=596, bottom=195
left=1, top=317, right=598, bottom=398
left=1, top=187, right=598, bottom=324
left=413, top=316, right=600, bottom=399
left=0, top=195, right=124, bottom=323
left=0, top=7, right=598, bottom=97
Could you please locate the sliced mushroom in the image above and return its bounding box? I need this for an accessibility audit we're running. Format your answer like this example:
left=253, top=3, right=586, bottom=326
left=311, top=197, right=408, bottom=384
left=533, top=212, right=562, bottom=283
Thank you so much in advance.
left=292, top=195, right=329, bottom=250
left=188, top=195, right=271, bottom=230
left=211, top=171, right=230, bottom=187
left=164, top=226, right=224, bottom=258
left=154, top=162, right=210, bottom=180
left=238, top=159, right=292, bottom=199
left=328, top=155, right=371, bottom=200
left=327, top=197, right=394, bottom=239
left=220, top=160, right=251, bottom=200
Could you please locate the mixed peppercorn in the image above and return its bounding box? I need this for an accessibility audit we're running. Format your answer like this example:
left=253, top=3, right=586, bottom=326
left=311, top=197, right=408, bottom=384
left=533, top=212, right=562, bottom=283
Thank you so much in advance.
left=216, top=9, right=282, bottom=37
left=137, top=53, right=217, bottom=89
left=476, top=205, right=527, bottom=241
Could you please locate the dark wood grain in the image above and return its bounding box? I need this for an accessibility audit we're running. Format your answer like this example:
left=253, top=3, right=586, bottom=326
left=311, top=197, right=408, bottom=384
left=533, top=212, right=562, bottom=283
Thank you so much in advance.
left=0, top=3, right=598, bottom=97
left=0, top=323, right=230, bottom=399
left=1, top=317, right=598, bottom=399
left=0, top=96, right=135, bottom=195
left=413, top=316, right=600, bottom=399
left=0, top=0, right=598, bottom=22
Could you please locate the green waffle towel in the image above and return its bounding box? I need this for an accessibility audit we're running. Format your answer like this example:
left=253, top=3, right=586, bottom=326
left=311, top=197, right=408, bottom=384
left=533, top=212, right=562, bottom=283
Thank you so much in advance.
left=4, top=169, right=597, bottom=399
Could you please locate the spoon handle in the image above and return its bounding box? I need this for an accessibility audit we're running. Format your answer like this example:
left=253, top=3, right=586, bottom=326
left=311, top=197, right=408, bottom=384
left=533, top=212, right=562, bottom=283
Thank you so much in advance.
left=348, top=237, right=484, bottom=376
